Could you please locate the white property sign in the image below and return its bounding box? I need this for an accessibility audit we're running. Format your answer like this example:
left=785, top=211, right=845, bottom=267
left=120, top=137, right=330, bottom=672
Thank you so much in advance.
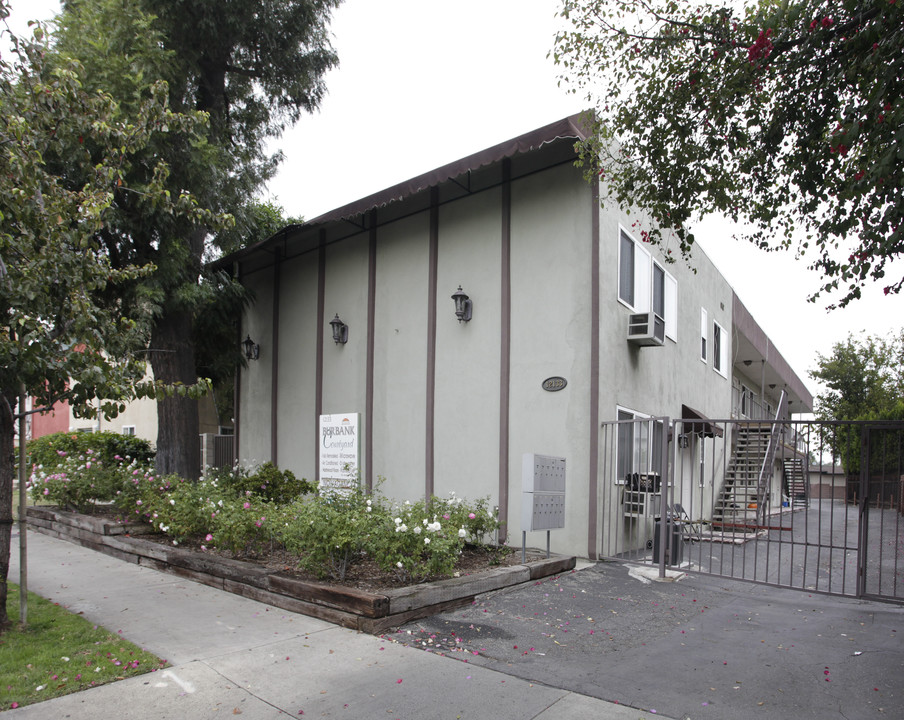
left=319, top=413, right=360, bottom=494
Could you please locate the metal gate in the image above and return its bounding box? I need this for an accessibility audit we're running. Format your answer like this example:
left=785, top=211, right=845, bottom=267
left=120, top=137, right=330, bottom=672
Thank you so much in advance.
left=597, top=417, right=904, bottom=604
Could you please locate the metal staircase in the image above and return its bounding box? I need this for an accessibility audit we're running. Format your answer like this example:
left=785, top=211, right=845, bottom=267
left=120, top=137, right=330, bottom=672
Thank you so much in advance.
left=713, top=391, right=788, bottom=527
left=712, top=424, right=772, bottom=525
left=782, top=457, right=810, bottom=508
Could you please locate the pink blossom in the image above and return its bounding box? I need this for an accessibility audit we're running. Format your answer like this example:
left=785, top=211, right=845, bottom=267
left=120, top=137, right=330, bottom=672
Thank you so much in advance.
left=747, top=28, right=773, bottom=64
left=243, top=502, right=251, bottom=509
left=205, top=533, right=214, bottom=542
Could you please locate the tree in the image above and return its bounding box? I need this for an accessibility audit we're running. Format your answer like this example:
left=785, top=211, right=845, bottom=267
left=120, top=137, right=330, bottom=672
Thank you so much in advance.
left=53, top=0, right=340, bottom=479
left=0, top=6, right=220, bottom=630
left=199, top=202, right=302, bottom=430
left=553, top=0, right=902, bottom=307
left=810, top=330, right=904, bottom=472
left=811, top=330, right=904, bottom=421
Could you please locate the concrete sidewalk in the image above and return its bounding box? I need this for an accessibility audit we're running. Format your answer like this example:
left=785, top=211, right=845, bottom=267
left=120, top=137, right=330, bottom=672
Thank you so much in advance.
left=7, top=530, right=671, bottom=720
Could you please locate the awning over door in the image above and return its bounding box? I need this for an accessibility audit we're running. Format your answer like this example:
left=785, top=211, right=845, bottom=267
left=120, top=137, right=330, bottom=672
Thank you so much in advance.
left=681, top=405, right=724, bottom=438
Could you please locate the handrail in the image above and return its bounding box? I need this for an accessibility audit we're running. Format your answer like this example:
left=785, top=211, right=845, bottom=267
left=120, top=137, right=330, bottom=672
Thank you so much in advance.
left=756, top=390, right=787, bottom=523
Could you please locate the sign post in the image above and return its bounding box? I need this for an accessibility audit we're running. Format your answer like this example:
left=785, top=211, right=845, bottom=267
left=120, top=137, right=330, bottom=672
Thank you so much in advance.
left=318, top=413, right=360, bottom=495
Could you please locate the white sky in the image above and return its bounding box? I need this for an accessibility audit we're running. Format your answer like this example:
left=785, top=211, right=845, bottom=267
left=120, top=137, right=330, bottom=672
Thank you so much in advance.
left=7, top=0, right=903, bottom=406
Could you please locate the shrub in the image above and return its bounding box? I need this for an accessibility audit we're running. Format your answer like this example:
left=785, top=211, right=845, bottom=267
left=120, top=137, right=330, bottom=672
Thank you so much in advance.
left=279, top=488, right=388, bottom=581
left=28, top=431, right=154, bottom=470
left=205, top=461, right=314, bottom=504
left=206, top=496, right=280, bottom=555
left=371, top=495, right=495, bottom=582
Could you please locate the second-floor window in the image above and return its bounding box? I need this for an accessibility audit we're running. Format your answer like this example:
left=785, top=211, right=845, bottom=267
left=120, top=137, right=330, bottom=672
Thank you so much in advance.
left=618, top=229, right=677, bottom=341
left=713, top=320, right=728, bottom=377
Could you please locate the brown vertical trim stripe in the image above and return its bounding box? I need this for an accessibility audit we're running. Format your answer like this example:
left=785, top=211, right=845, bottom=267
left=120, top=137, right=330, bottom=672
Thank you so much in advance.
left=498, top=159, right=512, bottom=537
left=365, top=211, right=377, bottom=493
left=315, top=232, right=326, bottom=485
left=425, top=188, right=439, bottom=500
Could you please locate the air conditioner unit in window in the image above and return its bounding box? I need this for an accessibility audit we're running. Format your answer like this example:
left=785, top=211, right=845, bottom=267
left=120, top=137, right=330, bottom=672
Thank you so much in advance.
left=627, top=312, right=665, bottom=347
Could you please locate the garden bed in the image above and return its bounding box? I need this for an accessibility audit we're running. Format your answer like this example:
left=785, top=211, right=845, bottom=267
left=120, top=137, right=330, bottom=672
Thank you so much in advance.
left=25, top=506, right=575, bottom=634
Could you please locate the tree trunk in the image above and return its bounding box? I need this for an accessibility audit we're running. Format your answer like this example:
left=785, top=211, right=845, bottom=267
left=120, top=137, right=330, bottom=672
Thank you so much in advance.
left=149, top=309, right=200, bottom=480
left=0, top=392, right=16, bottom=631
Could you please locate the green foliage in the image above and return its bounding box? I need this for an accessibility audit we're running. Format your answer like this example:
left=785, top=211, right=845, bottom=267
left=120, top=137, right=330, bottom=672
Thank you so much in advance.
left=379, top=494, right=500, bottom=582
left=51, top=0, right=341, bottom=478
left=554, top=0, right=904, bottom=308
left=0, top=1, right=230, bottom=628
left=204, top=461, right=315, bottom=504
left=28, top=431, right=154, bottom=470
left=206, top=495, right=280, bottom=556
left=118, top=473, right=212, bottom=541
left=281, top=488, right=387, bottom=581
left=811, top=330, right=904, bottom=422
left=811, top=329, right=904, bottom=471
left=26, top=431, right=154, bottom=512
left=28, top=452, right=501, bottom=582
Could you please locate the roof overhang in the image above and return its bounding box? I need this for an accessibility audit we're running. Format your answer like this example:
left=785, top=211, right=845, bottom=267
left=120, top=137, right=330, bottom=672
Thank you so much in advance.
left=732, top=292, right=813, bottom=413
left=213, top=111, right=595, bottom=273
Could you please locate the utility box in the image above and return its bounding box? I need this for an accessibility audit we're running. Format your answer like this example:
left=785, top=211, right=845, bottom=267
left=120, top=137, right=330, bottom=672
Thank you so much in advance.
left=521, top=453, right=566, bottom=531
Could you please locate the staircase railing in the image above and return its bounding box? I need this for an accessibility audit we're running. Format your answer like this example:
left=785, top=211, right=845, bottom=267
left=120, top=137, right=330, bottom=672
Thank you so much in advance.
left=756, top=390, right=788, bottom=524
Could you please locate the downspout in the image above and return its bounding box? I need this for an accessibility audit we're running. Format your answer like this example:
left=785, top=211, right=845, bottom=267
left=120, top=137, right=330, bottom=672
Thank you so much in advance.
left=365, top=210, right=377, bottom=492
left=587, top=169, right=601, bottom=560
left=233, top=260, right=241, bottom=464
left=270, top=248, right=281, bottom=464
left=425, top=187, right=439, bottom=500
left=315, top=230, right=326, bottom=485
left=498, top=159, right=512, bottom=541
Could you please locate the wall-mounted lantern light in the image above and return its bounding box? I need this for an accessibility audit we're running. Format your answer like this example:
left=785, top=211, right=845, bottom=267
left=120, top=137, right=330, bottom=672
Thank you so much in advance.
left=330, top=314, right=349, bottom=344
left=242, top=334, right=260, bottom=361
left=451, top=285, right=472, bottom=323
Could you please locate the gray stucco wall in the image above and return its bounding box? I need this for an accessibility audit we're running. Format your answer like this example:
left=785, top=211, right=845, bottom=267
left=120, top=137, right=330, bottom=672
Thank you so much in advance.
left=237, top=143, right=757, bottom=558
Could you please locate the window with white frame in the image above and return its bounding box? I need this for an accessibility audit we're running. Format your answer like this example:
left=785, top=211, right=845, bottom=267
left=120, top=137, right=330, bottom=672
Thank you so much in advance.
left=122, top=425, right=136, bottom=436
left=619, top=231, right=636, bottom=306
left=713, top=320, right=728, bottom=377
left=619, top=229, right=677, bottom=341
left=700, top=308, right=708, bottom=362
left=616, top=407, right=665, bottom=482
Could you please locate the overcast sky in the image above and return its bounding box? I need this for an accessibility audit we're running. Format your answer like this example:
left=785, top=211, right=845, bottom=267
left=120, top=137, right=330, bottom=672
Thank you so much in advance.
left=7, top=0, right=903, bottom=407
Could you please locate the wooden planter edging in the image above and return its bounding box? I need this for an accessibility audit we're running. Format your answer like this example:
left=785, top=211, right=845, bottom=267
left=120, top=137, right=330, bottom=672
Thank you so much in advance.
left=25, top=507, right=576, bottom=634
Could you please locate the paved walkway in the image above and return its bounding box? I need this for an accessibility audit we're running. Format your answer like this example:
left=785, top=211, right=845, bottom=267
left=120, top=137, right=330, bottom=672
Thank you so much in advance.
left=8, top=530, right=672, bottom=719
left=395, top=562, right=903, bottom=720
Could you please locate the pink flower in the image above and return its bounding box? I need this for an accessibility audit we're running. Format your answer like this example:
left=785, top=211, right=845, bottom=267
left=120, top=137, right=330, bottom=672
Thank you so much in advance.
left=821, top=17, right=833, bottom=27
left=468, top=513, right=476, bottom=519
left=243, top=502, right=251, bottom=509
left=205, top=534, right=213, bottom=542
left=747, top=28, right=773, bottom=64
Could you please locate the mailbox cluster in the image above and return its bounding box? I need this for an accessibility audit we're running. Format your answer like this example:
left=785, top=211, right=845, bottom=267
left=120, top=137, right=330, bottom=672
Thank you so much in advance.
left=521, top=453, right=566, bottom=531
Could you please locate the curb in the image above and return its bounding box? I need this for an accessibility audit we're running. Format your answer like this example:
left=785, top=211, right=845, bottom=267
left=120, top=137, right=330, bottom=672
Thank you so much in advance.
left=25, top=506, right=576, bottom=633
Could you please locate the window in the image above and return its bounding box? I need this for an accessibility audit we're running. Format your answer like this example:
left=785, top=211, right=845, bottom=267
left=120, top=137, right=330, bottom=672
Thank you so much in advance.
left=653, top=263, right=665, bottom=319
left=619, top=229, right=676, bottom=340
left=653, top=261, right=678, bottom=341
left=619, top=230, right=635, bottom=306
left=122, top=425, right=136, bottom=436
left=664, top=272, right=677, bottom=341
left=617, top=408, right=665, bottom=482
left=739, top=384, right=755, bottom=418
left=700, top=309, right=708, bottom=362
left=713, top=320, right=728, bottom=377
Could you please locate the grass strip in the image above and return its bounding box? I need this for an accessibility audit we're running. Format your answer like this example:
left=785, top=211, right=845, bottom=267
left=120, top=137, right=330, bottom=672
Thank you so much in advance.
left=0, top=584, right=167, bottom=710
